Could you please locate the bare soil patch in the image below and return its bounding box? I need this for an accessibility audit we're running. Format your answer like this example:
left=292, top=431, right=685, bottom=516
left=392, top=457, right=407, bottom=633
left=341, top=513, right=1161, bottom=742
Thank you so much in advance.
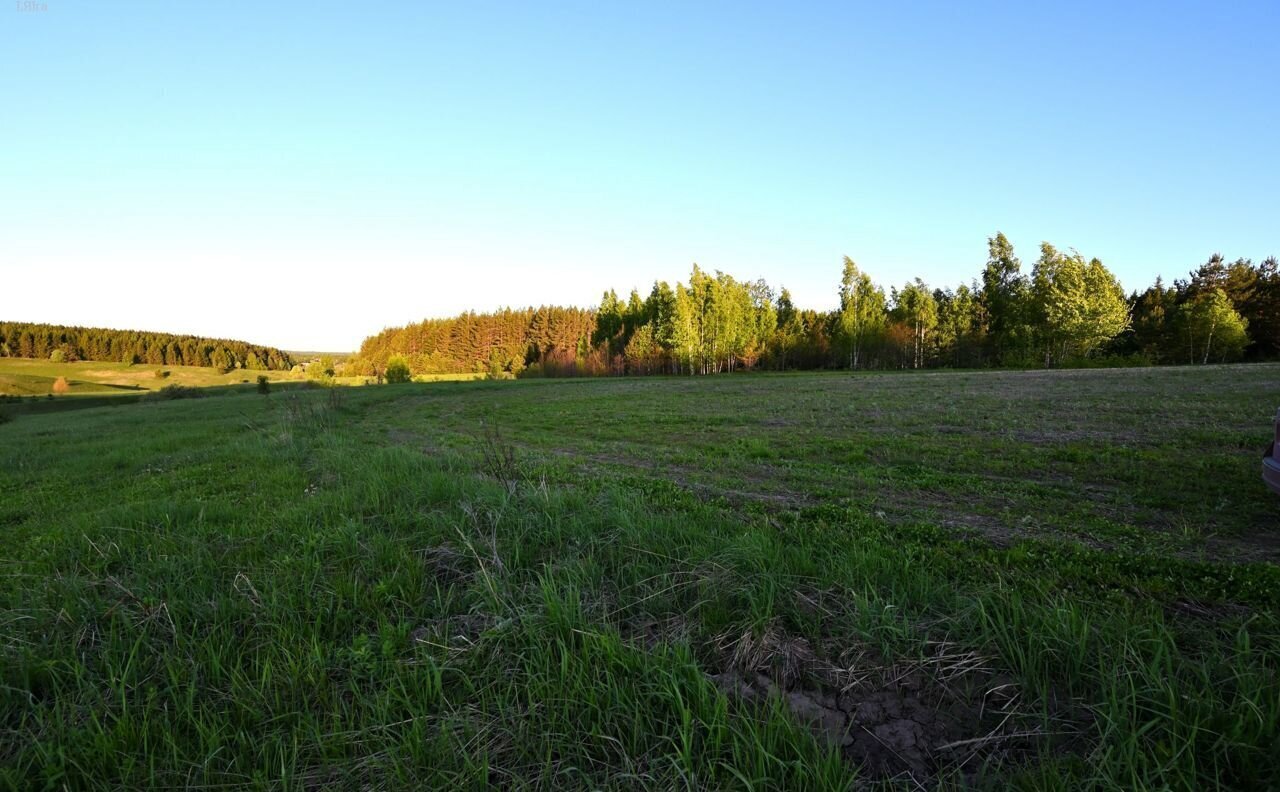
left=708, top=624, right=1078, bottom=785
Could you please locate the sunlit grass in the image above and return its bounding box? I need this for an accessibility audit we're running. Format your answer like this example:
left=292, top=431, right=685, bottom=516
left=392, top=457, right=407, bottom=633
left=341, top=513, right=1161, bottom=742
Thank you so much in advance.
left=0, top=357, right=301, bottom=396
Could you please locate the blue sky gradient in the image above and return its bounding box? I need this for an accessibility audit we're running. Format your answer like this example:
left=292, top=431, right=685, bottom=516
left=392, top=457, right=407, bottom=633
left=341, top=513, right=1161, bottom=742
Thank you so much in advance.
left=3, top=1, right=1277, bottom=349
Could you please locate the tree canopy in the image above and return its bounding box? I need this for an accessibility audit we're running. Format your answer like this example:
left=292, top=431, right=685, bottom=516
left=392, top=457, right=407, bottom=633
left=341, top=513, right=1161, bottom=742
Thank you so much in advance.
left=0, top=322, right=293, bottom=370
left=349, top=235, right=1277, bottom=378
left=18, top=236, right=1271, bottom=381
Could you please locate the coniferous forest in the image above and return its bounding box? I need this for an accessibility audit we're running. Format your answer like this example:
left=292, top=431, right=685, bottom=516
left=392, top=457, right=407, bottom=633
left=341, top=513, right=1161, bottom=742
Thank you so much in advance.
left=0, top=322, right=294, bottom=371
left=351, top=235, right=1280, bottom=378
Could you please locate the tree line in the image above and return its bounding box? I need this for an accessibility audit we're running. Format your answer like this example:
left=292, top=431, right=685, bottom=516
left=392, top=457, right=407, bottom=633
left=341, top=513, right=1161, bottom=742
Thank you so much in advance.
left=0, top=322, right=294, bottom=371
left=351, top=234, right=1277, bottom=378
left=355, top=307, right=596, bottom=377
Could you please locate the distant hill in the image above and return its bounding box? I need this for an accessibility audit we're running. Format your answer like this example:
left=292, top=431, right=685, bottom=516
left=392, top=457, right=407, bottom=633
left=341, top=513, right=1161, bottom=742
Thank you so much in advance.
left=0, top=321, right=293, bottom=370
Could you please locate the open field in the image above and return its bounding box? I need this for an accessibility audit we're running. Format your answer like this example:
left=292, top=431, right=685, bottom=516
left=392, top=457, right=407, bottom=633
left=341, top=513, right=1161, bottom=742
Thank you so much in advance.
left=0, top=358, right=298, bottom=397
left=332, top=373, right=485, bottom=387
left=2, top=365, right=1278, bottom=789
left=0, top=359, right=481, bottom=412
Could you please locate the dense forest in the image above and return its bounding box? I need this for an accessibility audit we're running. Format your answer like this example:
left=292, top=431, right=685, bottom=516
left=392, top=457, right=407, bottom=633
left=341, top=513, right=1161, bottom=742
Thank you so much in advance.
left=357, top=307, right=596, bottom=377
left=0, top=322, right=294, bottom=371
left=353, top=234, right=1279, bottom=378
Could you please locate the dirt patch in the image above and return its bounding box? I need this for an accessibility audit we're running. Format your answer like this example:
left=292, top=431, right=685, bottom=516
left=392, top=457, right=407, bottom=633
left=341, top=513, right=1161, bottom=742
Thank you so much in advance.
left=621, top=614, right=693, bottom=651
left=1010, top=427, right=1143, bottom=445
left=420, top=544, right=473, bottom=587
left=1165, top=598, right=1252, bottom=623
left=871, top=487, right=1059, bottom=549
left=709, top=624, right=1072, bottom=785
left=547, top=446, right=812, bottom=511
left=1201, top=530, right=1280, bottom=565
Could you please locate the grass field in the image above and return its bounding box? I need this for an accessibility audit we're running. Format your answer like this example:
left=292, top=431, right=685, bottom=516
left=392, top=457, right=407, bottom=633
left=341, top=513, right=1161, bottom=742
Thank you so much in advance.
left=0, top=359, right=481, bottom=410
left=2, top=366, right=1278, bottom=789
left=0, top=358, right=298, bottom=398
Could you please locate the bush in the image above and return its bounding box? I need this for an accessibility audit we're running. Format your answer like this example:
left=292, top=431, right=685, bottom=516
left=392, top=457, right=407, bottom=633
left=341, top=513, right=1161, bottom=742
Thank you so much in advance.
left=256, top=375, right=270, bottom=395
left=51, top=376, right=71, bottom=394
left=49, top=349, right=66, bottom=363
left=154, top=369, right=170, bottom=379
left=385, top=356, right=412, bottom=384
left=144, top=385, right=205, bottom=401
left=307, top=356, right=336, bottom=381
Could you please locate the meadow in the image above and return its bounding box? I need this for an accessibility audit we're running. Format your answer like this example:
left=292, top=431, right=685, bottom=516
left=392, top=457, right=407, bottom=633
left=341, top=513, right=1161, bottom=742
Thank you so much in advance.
left=2, top=365, right=1278, bottom=789
left=0, top=358, right=296, bottom=397
left=0, top=359, right=481, bottom=417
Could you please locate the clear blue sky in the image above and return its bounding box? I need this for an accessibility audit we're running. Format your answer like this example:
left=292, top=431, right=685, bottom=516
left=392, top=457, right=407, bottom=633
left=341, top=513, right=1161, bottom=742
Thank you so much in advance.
left=3, top=1, right=1277, bottom=350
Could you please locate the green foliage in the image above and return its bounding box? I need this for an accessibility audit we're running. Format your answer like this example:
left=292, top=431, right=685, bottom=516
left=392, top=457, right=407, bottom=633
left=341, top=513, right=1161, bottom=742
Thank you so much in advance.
left=981, top=231, right=1027, bottom=359
left=349, top=236, right=1277, bottom=377
left=354, top=306, right=595, bottom=379
left=1176, top=288, right=1250, bottom=364
left=837, top=257, right=887, bottom=369
left=384, top=355, right=411, bottom=384
left=934, top=284, right=984, bottom=367
left=1031, top=245, right=1130, bottom=365
left=1245, top=257, right=1280, bottom=358
left=1127, top=277, right=1179, bottom=362
left=623, top=322, right=659, bottom=374
left=256, top=375, right=270, bottom=395
left=591, top=289, right=626, bottom=356
left=0, top=321, right=293, bottom=370
left=889, top=278, right=938, bottom=369
left=144, top=384, right=206, bottom=400
left=307, top=355, right=336, bottom=382
left=49, top=348, right=65, bottom=363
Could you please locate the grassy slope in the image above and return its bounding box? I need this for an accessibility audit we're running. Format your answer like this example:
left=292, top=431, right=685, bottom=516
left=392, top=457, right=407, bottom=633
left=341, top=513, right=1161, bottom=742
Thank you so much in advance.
left=0, top=358, right=482, bottom=400
left=2, top=366, right=1278, bottom=789
left=0, top=358, right=299, bottom=397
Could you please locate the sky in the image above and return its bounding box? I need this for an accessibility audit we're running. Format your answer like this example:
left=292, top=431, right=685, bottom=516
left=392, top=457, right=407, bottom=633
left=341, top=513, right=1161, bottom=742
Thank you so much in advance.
left=2, top=1, right=1277, bottom=351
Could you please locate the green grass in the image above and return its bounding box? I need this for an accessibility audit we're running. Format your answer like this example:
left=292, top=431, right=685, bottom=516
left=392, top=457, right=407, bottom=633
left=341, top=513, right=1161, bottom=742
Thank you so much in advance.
left=0, top=359, right=483, bottom=403
left=331, top=372, right=485, bottom=386
left=0, top=358, right=301, bottom=398
left=2, top=366, right=1278, bottom=789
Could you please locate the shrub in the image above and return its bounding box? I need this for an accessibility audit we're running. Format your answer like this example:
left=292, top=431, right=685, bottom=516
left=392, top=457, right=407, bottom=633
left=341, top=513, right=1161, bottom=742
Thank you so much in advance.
left=385, top=356, right=412, bottom=384
left=154, top=369, right=170, bottom=379
left=49, top=349, right=66, bottom=363
left=307, top=356, right=336, bottom=381
left=257, top=375, right=270, bottom=395
left=51, top=376, right=71, bottom=394
left=478, top=421, right=522, bottom=495
left=144, top=385, right=205, bottom=401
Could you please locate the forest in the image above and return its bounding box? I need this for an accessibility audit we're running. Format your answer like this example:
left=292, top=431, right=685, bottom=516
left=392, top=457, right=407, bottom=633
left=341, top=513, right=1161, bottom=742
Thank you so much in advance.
left=352, top=234, right=1280, bottom=378
left=0, top=322, right=294, bottom=371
